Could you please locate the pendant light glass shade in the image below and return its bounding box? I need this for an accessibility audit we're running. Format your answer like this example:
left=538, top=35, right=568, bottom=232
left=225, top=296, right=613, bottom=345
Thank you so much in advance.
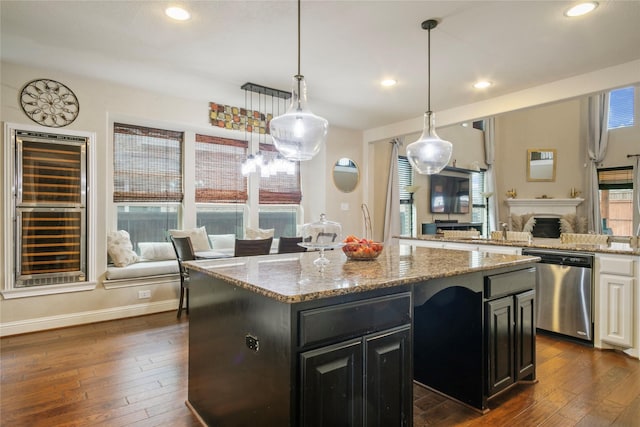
left=270, top=0, right=328, bottom=161
left=270, top=75, right=328, bottom=161
left=407, top=18, right=453, bottom=175
left=406, top=111, right=452, bottom=175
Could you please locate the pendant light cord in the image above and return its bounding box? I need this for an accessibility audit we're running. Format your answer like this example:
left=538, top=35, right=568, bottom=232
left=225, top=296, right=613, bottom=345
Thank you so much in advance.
left=297, top=0, right=301, bottom=77
left=421, top=19, right=438, bottom=115
left=427, top=24, right=431, bottom=113
left=296, top=0, right=302, bottom=110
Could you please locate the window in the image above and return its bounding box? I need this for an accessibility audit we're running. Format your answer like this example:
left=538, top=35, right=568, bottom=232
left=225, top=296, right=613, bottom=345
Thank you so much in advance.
left=471, top=171, right=487, bottom=234
left=598, top=167, right=634, bottom=235
left=608, top=86, right=635, bottom=130
left=113, top=123, right=183, bottom=249
left=259, top=205, right=300, bottom=238
left=398, top=156, right=414, bottom=236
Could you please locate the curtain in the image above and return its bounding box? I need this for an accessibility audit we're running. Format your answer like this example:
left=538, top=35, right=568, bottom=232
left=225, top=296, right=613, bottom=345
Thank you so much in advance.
left=383, top=139, right=401, bottom=244
left=586, top=93, right=610, bottom=233
left=483, top=117, right=498, bottom=236
left=635, top=156, right=640, bottom=235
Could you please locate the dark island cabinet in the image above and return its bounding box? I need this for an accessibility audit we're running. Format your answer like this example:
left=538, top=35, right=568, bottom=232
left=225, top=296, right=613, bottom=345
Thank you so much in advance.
left=299, top=294, right=412, bottom=427
left=300, top=325, right=411, bottom=427
left=485, top=271, right=536, bottom=397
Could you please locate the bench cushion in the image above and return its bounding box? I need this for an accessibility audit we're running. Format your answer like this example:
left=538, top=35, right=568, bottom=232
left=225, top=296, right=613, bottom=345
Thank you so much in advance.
left=106, top=260, right=179, bottom=280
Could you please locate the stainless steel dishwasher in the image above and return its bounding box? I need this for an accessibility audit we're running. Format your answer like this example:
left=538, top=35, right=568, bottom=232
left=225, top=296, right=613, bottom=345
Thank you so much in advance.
left=521, top=249, right=594, bottom=342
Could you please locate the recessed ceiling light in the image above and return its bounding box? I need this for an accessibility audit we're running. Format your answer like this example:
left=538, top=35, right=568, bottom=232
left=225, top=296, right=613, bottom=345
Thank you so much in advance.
left=564, top=2, right=598, bottom=17
left=381, top=79, right=397, bottom=87
left=473, top=80, right=492, bottom=89
left=165, top=6, right=191, bottom=21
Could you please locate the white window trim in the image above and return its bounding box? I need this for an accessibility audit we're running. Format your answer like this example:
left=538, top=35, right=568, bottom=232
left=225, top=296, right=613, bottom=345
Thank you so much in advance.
left=2, top=122, right=98, bottom=298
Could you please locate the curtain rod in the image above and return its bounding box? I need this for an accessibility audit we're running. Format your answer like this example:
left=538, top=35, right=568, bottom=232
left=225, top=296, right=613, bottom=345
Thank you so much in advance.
left=627, top=154, right=640, bottom=158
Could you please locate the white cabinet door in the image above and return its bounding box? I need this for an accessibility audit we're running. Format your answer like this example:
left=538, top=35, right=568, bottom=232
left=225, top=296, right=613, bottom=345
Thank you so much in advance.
left=599, top=274, right=635, bottom=348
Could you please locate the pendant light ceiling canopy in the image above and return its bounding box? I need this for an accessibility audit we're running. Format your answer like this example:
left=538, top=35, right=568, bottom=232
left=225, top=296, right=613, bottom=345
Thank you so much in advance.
left=406, top=19, right=453, bottom=175
left=269, top=0, right=329, bottom=162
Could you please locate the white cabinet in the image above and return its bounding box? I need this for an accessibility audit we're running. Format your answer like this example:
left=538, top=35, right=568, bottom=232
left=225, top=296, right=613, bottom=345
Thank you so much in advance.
left=595, top=255, right=638, bottom=356
left=599, top=273, right=634, bottom=347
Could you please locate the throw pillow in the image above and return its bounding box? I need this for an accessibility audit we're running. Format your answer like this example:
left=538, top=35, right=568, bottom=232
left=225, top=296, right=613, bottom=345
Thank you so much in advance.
left=138, top=242, right=177, bottom=260
left=209, top=234, right=236, bottom=249
left=169, top=227, right=211, bottom=252
left=107, top=230, right=138, bottom=267
left=245, top=227, right=275, bottom=240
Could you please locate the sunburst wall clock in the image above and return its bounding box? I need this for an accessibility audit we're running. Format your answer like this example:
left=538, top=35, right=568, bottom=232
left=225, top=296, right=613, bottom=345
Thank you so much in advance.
left=20, top=79, right=80, bottom=127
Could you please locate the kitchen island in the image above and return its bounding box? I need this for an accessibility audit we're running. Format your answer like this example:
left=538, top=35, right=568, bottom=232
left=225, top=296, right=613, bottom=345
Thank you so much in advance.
left=185, top=244, right=540, bottom=426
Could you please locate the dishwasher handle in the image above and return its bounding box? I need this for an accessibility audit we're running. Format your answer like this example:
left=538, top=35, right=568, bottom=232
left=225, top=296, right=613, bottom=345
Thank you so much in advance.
left=522, top=250, right=593, bottom=268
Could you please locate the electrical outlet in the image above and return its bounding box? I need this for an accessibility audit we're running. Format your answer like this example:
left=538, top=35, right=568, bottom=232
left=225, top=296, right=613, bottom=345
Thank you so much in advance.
left=138, top=290, right=151, bottom=299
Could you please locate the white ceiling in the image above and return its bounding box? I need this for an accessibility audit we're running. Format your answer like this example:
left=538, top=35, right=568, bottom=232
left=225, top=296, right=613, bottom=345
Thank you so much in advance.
left=2, top=1, right=640, bottom=130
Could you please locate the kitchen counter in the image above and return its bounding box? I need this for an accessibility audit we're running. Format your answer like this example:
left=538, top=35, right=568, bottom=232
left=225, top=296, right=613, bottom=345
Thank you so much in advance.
left=185, top=244, right=539, bottom=303
left=185, top=243, right=540, bottom=425
left=401, top=235, right=640, bottom=255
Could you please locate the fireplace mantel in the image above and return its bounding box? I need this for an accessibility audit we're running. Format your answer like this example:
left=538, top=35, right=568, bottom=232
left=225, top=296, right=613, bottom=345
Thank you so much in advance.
left=505, top=198, right=584, bottom=216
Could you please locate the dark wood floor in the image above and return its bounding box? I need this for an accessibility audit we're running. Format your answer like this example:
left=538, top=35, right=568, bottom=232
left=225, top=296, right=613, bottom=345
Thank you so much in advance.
left=2, top=312, right=639, bottom=426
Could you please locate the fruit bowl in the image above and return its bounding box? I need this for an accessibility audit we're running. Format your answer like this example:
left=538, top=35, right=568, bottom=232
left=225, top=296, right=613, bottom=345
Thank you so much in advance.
left=342, top=238, right=384, bottom=261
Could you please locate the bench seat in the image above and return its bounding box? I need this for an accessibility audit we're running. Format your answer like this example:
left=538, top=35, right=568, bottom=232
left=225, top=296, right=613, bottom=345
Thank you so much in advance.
left=106, top=259, right=179, bottom=280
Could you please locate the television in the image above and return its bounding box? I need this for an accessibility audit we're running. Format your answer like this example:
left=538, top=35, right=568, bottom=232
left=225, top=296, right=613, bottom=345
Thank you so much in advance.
left=430, top=174, right=470, bottom=214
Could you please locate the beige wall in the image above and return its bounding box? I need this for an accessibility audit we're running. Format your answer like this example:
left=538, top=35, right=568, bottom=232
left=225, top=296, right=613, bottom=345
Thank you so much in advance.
left=494, top=99, right=585, bottom=223
left=0, top=61, right=362, bottom=332
left=494, top=94, right=639, bottom=226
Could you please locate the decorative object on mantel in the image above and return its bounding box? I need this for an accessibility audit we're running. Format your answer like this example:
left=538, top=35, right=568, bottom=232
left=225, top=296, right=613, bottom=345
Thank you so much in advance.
left=559, top=214, right=588, bottom=234
left=569, top=187, right=582, bottom=198
left=536, top=195, right=553, bottom=199
left=406, top=19, right=453, bottom=175
left=510, top=213, right=536, bottom=233
left=20, top=79, right=79, bottom=127
left=506, top=188, right=517, bottom=199
left=269, top=0, right=329, bottom=161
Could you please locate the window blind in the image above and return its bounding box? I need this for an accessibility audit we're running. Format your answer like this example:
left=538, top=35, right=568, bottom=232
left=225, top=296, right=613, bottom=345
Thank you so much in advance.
left=259, top=143, right=301, bottom=204
left=598, top=167, right=633, bottom=190
left=398, top=156, right=412, bottom=204
left=113, top=123, right=183, bottom=202
left=195, top=134, right=248, bottom=202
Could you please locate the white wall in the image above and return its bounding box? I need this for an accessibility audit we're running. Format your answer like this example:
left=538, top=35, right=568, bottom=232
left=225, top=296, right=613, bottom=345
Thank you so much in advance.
left=0, top=60, right=363, bottom=333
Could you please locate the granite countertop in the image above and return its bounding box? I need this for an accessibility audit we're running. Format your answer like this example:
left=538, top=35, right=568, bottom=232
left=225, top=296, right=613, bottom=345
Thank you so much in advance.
left=401, top=236, right=640, bottom=256
left=185, top=244, right=539, bottom=303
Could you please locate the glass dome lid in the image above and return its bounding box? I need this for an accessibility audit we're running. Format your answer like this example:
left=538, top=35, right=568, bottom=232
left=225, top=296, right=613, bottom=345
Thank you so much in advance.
left=301, top=213, right=342, bottom=248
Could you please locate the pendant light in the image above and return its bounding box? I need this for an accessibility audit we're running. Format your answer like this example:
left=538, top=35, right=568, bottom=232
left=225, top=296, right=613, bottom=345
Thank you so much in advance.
left=406, top=19, right=453, bottom=175
left=270, top=0, right=328, bottom=161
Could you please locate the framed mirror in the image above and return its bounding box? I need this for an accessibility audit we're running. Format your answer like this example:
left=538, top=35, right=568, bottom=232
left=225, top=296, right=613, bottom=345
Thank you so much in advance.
left=333, top=158, right=359, bottom=193
left=527, top=148, right=556, bottom=182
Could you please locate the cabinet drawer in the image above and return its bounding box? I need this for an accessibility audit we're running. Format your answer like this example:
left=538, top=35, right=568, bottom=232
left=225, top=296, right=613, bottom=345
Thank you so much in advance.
left=299, top=293, right=411, bottom=348
left=485, top=268, right=535, bottom=299
left=598, top=256, right=636, bottom=277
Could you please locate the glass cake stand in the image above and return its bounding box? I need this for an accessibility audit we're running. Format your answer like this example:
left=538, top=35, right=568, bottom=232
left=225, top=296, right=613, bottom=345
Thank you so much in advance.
left=300, top=214, right=343, bottom=267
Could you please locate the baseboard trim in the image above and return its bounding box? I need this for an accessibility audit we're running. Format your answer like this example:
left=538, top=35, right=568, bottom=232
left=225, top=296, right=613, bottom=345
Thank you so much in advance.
left=0, top=299, right=179, bottom=337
